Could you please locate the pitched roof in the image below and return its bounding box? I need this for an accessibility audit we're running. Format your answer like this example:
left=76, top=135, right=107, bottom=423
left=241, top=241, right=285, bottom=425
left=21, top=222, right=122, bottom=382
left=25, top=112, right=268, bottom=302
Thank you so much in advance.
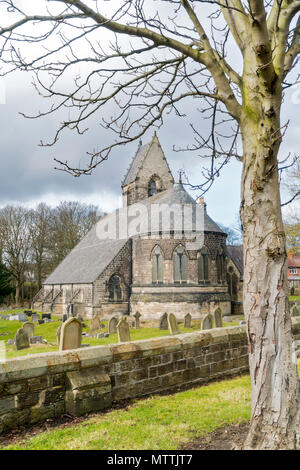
left=44, top=219, right=128, bottom=284
left=227, top=245, right=243, bottom=278
left=288, top=256, right=300, bottom=268
left=145, top=183, right=225, bottom=234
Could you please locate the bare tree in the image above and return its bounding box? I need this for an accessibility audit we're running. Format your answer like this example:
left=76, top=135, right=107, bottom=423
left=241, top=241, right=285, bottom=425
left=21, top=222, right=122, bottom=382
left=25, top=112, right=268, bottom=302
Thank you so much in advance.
left=47, top=201, right=98, bottom=269
left=0, top=205, right=31, bottom=304
left=29, top=203, right=52, bottom=290
left=0, top=0, right=300, bottom=449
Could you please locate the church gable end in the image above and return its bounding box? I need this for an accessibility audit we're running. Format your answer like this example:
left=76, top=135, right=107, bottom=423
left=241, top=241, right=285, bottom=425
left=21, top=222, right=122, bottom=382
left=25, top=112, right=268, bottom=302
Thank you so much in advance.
left=122, top=133, right=174, bottom=206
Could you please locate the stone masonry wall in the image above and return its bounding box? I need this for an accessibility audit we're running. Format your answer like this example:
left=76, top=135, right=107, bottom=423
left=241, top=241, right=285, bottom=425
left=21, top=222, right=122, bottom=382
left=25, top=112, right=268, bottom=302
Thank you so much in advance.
left=0, top=325, right=249, bottom=433
left=1, top=319, right=299, bottom=434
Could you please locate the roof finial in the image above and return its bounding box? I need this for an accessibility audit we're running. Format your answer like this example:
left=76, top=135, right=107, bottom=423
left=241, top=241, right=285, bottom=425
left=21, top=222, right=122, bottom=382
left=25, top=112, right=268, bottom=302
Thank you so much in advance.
left=178, top=169, right=184, bottom=185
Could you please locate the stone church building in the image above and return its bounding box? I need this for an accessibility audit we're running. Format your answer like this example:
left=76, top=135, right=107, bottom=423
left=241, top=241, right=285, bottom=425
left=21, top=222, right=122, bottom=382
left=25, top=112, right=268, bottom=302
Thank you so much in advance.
left=33, top=134, right=235, bottom=319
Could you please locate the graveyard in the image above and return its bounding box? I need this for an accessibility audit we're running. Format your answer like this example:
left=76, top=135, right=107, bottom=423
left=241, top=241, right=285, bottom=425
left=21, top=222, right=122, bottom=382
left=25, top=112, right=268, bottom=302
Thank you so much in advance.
left=0, top=309, right=240, bottom=359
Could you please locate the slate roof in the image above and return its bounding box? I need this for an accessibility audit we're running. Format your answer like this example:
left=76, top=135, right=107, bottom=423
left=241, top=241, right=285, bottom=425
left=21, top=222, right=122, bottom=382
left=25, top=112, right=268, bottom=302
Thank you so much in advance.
left=137, top=183, right=225, bottom=235
left=226, top=245, right=243, bottom=278
left=44, top=220, right=128, bottom=284
left=122, top=141, right=151, bottom=187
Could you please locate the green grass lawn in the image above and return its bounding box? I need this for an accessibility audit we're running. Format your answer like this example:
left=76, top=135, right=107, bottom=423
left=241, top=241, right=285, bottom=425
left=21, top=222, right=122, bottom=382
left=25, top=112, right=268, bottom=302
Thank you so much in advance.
left=290, top=296, right=300, bottom=303
left=2, top=374, right=251, bottom=450
left=0, top=309, right=239, bottom=359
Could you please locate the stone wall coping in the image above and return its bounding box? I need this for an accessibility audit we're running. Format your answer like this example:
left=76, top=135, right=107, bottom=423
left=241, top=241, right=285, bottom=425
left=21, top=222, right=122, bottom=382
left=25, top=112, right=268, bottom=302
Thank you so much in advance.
left=0, top=325, right=248, bottom=384
left=2, top=320, right=300, bottom=385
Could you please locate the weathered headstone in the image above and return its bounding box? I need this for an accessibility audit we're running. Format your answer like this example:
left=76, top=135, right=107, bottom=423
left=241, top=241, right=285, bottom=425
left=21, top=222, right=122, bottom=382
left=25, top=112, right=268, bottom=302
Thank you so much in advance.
left=214, top=308, right=223, bottom=328
left=7, top=339, right=15, bottom=345
left=22, top=321, right=35, bottom=340
left=108, top=316, right=118, bottom=334
left=56, top=326, right=61, bottom=345
left=291, top=305, right=300, bottom=317
left=42, top=313, right=51, bottom=320
left=32, top=314, right=40, bottom=322
left=30, top=336, right=42, bottom=344
left=9, top=315, right=18, bottom=321
left=62, top=313, right=68, bottom=323
left=184, top=313, right=192, bottom=328
left=133, top=311, right=141, bottom=329
left=116, top=318, right=130, bottom=342
left=167, top=313, right=180, bottom=335
left=59, top=317, right=82, bottom=351
left=38, top=319, right=45, bottom=325
left=15, top=328, right=30, bottom=350
left=90, top=316, right=101, bottom=332
left=18, top=313, right=27, bottom=322
left=97, top=332, right=105, bottom=339
left=159, top=312, right=168, bottom=330
left=201, top=314, right=213, bottom=330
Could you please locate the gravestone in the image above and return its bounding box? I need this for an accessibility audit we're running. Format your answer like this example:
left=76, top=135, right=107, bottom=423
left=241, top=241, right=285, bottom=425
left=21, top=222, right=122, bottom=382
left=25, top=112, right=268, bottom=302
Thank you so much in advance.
left=117, top=318, right=130, bottom=342
left=30, top=336, right=42, bottom=344
left=42, top=313, right=51, bottom=320
left=214, top=308, right=223, bottom=328
left=97, top=332, right=105, bottom=339
left=201, top=314, right=213, bottom=330
left=15, top=328, right=30, bottom=350
left=59, top=317, right=82, bottom=351
left=9, top=315, right=18, bottom=321
left=291, top=305, right=300, bottom=317
left=133, top=311, right=141, bottom=329
left=184, top=313, right=192, bottom=328
left=22, top=321, right=35, bottom=340
left=18, top=313, right=27, bottom=322
left=62, top=313, right=68, bottom=323
left=108, top=316, right=118, bottom=334
left=90, top=316, right=101, bottom=332
left=38, top=319, right=45, bottom=325
left=167, top=313, right=180, bottom=335
left=32, top=314, right=40, bottom=322
left=56, top=326, right=62, bottom=345
left=159, top=312, right=168, bottom=330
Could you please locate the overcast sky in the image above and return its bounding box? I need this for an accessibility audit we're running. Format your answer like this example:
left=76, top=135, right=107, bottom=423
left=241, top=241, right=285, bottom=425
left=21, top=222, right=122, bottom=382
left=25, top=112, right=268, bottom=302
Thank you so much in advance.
left=0, top=3, right=299, bottom=229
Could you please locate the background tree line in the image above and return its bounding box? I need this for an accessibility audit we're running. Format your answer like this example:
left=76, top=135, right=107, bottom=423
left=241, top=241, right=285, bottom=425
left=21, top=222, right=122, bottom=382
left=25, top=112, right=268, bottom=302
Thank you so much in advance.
left=0, top=201, right=100, bottom=305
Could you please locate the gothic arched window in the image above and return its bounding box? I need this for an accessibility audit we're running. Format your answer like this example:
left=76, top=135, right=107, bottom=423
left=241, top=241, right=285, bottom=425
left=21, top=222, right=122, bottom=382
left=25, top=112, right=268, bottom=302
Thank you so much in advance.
left=148, top=175, right=162, bottom=197
left=108, top=275, right=122, bottom=301
left=216, top=250, right=226, bottom=283
left=174, top=246, right=187, bottom=283
left=152, top=246, right=163, bottom=283
left=198, top=247, right=210, bottom=283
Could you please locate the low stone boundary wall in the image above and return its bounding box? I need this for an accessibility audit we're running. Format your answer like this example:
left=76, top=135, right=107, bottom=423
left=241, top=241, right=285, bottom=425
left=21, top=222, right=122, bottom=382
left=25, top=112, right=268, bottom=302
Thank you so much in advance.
left=0, top=320, right=298, bottom=434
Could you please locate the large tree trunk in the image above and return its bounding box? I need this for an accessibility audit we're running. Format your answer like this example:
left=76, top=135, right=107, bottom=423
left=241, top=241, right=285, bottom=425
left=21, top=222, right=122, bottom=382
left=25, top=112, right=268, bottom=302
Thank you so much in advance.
left=240, top=95, right=300, bottom=448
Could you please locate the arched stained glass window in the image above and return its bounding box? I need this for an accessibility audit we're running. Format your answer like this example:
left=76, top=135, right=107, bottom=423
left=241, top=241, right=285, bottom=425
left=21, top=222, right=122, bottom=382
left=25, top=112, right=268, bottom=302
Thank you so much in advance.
left=217, top=251, right=226, bottom=283
left=174, top=246, right=187, bottom=283
left=108, top=275, right=122, bottom=301
left=152, top=246, right=163, bottom=283
left=198, top=247, right=210, bottom=282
